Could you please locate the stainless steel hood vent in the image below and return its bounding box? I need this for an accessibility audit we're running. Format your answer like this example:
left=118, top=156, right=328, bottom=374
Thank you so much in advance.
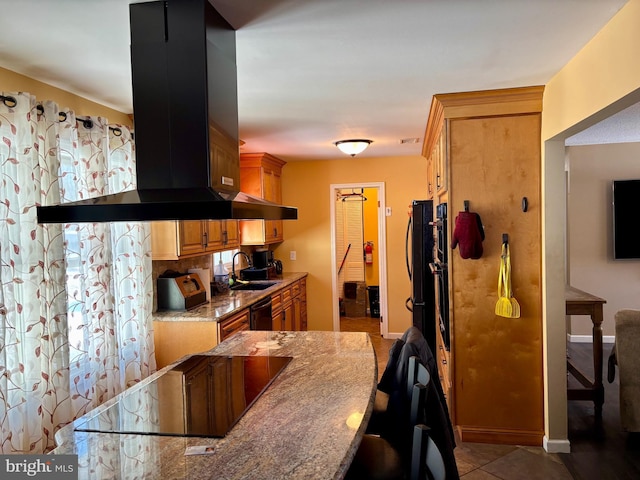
left=37, top=0, right=297, bottom=224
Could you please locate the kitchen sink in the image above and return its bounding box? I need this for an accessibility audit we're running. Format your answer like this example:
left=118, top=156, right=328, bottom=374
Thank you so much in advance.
left=230, top=282, right=276, bottom=291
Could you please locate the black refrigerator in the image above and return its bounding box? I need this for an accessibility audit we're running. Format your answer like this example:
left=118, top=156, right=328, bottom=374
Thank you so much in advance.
left=405, top=200, right=436, bottom=352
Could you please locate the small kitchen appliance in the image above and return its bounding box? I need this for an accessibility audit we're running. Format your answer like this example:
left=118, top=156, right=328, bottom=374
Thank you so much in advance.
left=252, top=250, right=270, bottom=269
left=272, top=259, right=283, bottom=275
left=157, top=272, right=207, bottom=311
left=266, top=250, right=284, bottom=275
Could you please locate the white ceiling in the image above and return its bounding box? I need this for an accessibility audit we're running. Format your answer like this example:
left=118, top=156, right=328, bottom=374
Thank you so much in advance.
left=0, top=0, right=632, bottom=160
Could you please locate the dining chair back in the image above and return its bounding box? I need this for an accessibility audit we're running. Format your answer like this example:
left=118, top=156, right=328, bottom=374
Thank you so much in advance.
left=346, top=380, right=429, bottom=479
left=411, top=425, right=446, bottom=480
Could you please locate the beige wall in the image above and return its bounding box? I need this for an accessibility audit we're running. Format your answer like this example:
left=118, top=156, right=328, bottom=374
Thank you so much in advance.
left=1, top=66, right=132, bottom=126
left=567, top=143, right=640, bottom=337
left=273, top=156, right=427, bottom=334
left=542, top=0, right=640, bottom=451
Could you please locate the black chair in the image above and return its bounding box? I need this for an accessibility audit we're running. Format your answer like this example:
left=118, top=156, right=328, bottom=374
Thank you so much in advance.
left=411, top=425, right=446, bottom=480
left=368, top=329, right=430, bottom=436
left=367, top=338, right=404, bottom=435
left=346, top=357, right=429, bottom=480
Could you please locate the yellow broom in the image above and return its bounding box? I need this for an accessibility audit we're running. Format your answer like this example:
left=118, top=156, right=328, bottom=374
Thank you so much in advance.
left=503, top=243, right=521, bottom=318
left=495, top=243, right=513, bottom=317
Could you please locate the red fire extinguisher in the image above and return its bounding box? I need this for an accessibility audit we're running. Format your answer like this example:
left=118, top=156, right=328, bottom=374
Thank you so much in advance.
left=364, top=242, right=374, bottom=265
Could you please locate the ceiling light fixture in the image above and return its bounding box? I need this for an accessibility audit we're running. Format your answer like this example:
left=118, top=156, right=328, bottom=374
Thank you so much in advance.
left=334, top=139, right=373, bottom=157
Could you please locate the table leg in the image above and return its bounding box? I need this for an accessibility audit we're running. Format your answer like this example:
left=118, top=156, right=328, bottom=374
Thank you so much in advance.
left=592, top=307, right=604, bottom=418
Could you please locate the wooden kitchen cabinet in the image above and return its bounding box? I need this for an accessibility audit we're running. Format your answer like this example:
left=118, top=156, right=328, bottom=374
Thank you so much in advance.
left=423, top=86, right=544, bottom=446
left=151, top=219, right=239, bottom=260
left=239, top=153, right=286, bottom=245
left=153, top=320, right=219, bottom=369
left=271, top=278, right=307, bottom=331
left=223, top=220, right=240, bottom=247
left=272, top=285, right=293, bottom=330
left=423, top=100, right=447, bottom=200
left=157, top=354, right=211, bottom=435
left=292, top=278, right=307, bottom=331
left=159, top=355, right=249, bottom=437
left=218, top=308, right=250, bottom=343
left=154, top=307, right=248, bottom=368
left=299, top=278, right=307, bottom=330
left=434, top=126, right=447, bottom=194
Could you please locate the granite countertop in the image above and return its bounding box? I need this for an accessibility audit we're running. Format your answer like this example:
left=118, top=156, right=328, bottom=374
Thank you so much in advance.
left=153, top=272, right=308, bottom=322
left=52, top=330, right=377, bottom=480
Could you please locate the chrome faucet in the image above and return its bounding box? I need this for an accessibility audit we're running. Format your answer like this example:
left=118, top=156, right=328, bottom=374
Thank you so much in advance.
left=231, top=251, right=252, bottom=283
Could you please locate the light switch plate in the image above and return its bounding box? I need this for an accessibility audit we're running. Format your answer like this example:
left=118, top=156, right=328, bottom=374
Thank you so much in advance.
left=290, top=251, right=296, bottom=260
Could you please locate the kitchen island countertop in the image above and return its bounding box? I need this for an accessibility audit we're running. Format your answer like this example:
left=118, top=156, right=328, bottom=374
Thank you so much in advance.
left=52, top=330, right=377, bottom=480
left=153, top=272, right=308, bottom=323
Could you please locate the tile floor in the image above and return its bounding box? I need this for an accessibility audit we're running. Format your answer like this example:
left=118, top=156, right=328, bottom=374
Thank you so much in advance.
left=339, top=316, right=575, bottom=479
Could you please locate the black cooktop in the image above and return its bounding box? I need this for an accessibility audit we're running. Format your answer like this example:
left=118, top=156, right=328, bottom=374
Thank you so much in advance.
left=74, top=355, right=292, bottom=438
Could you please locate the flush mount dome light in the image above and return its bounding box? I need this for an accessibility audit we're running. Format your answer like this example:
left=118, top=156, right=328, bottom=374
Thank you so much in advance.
left=334, top=139, right=373, bottom=157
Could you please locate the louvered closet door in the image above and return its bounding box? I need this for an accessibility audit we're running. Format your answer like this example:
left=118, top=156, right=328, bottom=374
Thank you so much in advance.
left=336, top=193, right=364, bottom=298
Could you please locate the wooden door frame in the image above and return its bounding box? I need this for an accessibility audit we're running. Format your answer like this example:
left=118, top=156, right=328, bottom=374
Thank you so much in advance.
left=330, top=182, right=388, bottom=336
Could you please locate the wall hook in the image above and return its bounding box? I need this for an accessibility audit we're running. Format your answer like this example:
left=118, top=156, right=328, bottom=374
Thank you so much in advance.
left=464, top=200, right=469, bottom=212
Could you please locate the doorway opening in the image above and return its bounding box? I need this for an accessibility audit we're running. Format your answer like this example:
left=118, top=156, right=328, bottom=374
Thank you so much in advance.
left=330, top=182, right=388, bottom=337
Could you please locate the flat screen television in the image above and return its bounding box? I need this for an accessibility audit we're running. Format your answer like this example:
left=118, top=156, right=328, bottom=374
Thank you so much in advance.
left=613, top=179, right=640, bottom=259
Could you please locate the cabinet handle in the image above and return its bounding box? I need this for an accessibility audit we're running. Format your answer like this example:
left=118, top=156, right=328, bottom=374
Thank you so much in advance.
left=436, top=174, right=441, bottom=189
left=223, top=231, right=228, bottom=245
left=203, top=232, right=208, bottom=247
left=442, top=358, right=447, bottom=365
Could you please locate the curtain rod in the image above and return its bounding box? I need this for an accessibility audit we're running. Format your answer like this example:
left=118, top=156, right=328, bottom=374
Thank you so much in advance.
left=33, top=104, right=123, bottom=136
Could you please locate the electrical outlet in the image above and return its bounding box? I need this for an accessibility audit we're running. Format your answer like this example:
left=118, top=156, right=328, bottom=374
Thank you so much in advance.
left=290, top=251, right=297, bottom=260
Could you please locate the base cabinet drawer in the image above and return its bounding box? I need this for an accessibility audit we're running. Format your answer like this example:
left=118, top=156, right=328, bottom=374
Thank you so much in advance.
left=218, top=309, right=250, bottom=342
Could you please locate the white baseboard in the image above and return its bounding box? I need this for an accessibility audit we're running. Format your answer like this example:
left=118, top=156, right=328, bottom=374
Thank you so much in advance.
left=567, top=334, right=615, bottom=344
left=543, top=436, right=571, bottom=453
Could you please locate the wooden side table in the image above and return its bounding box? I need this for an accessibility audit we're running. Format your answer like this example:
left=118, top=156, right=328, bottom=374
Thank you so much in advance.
left=566, top=285, right=607, bottom=417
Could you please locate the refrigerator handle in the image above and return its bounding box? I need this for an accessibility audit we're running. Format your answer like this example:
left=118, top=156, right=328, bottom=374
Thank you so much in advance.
left=405, top=296, right=413, bottom=312
left=405, top=215, right=412, bottom=280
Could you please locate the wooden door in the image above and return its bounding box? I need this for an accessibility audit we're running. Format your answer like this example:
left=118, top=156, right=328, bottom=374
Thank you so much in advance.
left=204, top=220, right=224, bottom=252
left=224, top=220, right=239, bottom=248
left=263, top=164, right=283, bottom=243
left=185, top=361, right=211, bottom=435
left=283, top=301, right=293, bottom=331
left=179, top=221, right=205, bottom=256
left=293, top=296, right=302, bottom=331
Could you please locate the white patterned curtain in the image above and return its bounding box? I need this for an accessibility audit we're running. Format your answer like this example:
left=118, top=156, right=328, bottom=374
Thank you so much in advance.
left=0, top=92, right=155, bottom=453
left=63, top=116, right=155, bottom=417
left=0, top=94, right=71, bottom=453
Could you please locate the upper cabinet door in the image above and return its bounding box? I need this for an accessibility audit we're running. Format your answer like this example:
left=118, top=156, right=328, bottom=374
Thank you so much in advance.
left=239, top=153, right=286, bottom=245
left=435, top=124, right=447, bottom=194
left=179, top=220, right=207, bottom=256
left=151, top=219, right=240, bottom=260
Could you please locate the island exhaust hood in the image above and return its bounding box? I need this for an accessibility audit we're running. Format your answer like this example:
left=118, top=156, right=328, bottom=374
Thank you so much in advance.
left=37, top=0, right=297, bottom=224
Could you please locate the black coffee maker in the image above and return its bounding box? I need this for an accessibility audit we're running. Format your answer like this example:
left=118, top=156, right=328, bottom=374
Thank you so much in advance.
left=252, top=249, right=270, bottom=269
left=250, top=250, right=283, bottom=276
